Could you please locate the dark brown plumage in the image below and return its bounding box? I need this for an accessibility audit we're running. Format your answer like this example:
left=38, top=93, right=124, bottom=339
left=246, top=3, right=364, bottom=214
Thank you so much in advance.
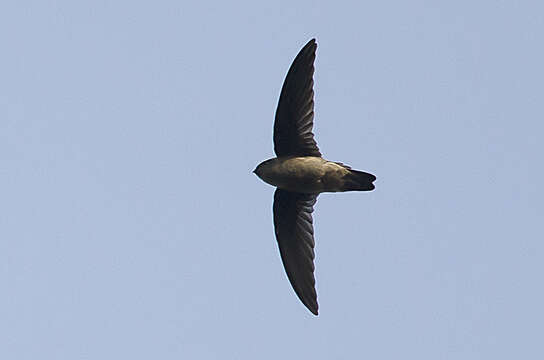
left=254, top=39, right=376, bottom=315
left=274, top=39, right=321, bottom=158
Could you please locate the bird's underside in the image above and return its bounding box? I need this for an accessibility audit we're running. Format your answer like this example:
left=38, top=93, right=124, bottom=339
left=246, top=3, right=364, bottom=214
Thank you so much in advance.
left=256, top=156, right=375, bottom=194
left=254, top=39, right=376, bottom=315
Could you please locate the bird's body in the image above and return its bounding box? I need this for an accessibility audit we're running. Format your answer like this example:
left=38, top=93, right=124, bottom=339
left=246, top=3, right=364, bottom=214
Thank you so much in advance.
left=255, top=156, right=374, bottom=194
left=254, top=39, right=376, bottom=315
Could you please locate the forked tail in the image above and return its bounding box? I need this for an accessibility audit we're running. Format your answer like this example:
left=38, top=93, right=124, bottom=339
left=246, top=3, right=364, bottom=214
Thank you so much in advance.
left=342, top=169, right=376, bottom=191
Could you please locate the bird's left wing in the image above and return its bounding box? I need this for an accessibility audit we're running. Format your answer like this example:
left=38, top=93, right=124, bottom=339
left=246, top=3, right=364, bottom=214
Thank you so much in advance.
left=273, top=188, right=319, bottom=315
left=273, top=39, right=321, bottom=157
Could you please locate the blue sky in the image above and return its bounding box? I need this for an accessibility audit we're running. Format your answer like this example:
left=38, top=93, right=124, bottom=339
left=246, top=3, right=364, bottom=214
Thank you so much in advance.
left=1, top=1, right=543, bottom=359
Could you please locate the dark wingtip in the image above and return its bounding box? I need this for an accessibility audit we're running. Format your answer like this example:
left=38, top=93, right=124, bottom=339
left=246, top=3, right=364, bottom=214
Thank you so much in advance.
left=304, top=38, right=317, bottom=49
left=303, top=298, right=319, bottom=315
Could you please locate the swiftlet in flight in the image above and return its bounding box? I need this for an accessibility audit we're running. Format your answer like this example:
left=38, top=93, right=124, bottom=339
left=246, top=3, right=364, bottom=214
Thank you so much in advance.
left=253, top=39, right=376, bottom=315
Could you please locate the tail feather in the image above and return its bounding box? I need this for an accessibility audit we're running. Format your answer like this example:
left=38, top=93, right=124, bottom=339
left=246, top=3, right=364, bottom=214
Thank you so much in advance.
left=342, top=169, right=376, bottom=191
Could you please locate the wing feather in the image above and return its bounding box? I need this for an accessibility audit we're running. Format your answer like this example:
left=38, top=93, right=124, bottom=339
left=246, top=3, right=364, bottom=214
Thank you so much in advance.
left=273, top=188, right=319, bottom=315
left=274, top=39, right=321, bottom=157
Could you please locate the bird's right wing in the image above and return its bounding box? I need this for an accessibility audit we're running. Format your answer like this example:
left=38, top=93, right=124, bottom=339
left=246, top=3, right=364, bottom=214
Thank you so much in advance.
left=273, top=188, right=319, bottom=315
left=273, top=39, right=321, bottom=157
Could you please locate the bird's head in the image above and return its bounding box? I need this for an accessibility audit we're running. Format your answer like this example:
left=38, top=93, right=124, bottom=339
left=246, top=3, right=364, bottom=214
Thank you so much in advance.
left=253, top=162, right=264, bottom=177
left=253, top=158, right=275, bottom=179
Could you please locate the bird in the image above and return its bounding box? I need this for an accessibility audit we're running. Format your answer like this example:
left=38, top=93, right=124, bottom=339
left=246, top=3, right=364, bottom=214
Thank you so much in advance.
left=253, top=38, right=376, bottom=315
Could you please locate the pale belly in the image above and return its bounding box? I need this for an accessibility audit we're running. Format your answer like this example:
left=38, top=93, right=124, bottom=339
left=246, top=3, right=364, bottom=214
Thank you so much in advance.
left=257, top=156, right=349, bottom=193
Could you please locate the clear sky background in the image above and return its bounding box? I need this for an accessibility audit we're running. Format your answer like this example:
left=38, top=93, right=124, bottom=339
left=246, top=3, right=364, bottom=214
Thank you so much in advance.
left=1, top=1, right=543, bottom=359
